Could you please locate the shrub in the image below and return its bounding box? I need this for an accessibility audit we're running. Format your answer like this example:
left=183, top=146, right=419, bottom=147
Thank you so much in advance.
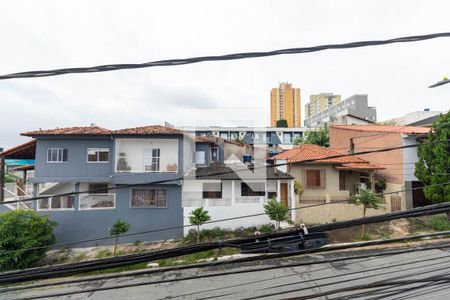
left=189, top=207, right=211, bottom=243
left=110, top=220, right=130, bottom=256
left=428, top=216, right=450, bottom=231
left=258, top=224, right=274, bottom=234
left=264, top=197, right=289, bottom=229
left=0, top=210, right=57, bottom=271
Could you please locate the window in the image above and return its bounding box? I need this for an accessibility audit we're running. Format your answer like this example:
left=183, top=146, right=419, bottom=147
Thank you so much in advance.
left=211, top=147, right=219, bottom=162
left=47, top=148, right=68, bottom=163
left=196, top=151, right=206, bottom=164
left=131, top=189, right=167, bottom=208
left=87, top=148, right=109, bottom=163
left=305, top=170, right=324, bottom=188
left=88, top=183, right=108, bottom=194
left=203, top=182, right=222, bottom=199
left=339, top=171, right=346, bottom=191
left=241, top=182, right=265, bottom=196
left=283, top=132, right=292, bottom=143
left=219, top=132, right=229, bottom=139
left=144, top=148, right=160, bottom=171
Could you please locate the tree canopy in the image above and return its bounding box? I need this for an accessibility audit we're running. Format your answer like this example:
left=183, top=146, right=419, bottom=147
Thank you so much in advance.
left=415, top=112, right=450, bottom=203
left=300, top=126, right=330, bottom=147
left=276, top=119, right=288, bottom=128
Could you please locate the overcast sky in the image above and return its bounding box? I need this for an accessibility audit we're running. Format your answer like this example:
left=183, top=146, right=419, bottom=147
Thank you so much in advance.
left=0, top=0, right=449, bottom=148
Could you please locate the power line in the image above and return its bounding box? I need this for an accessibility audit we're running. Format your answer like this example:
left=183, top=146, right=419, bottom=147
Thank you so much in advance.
left=4, top=241, right=446, bottom=296
left=0, top=32, right=449, bottom=80
left=1, top=181, right=449, bottom=257
left=3, top=139, right=448, bottom=206
left=6, top=238, right=450, bottom=299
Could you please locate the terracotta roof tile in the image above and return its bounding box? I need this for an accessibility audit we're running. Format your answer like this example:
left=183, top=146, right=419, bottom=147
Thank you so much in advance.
left=330, top=125, right=430, bottom=135
left=22, top=126, right=110, bottom=137
left=112, top=125, right=183, bottom=136
left=194, top=136, right=218, bottom=144
left=335, top=163, right=385, bottom=170
left=272, top=144, right=366, bottom=164
left=0, top=139, right=36, bottom=159
left=193, top=163, right=293, bottom=180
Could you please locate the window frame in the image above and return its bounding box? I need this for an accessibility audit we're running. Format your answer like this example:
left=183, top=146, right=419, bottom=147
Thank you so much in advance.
left=87, top=148, right=110, bottom=163
left=202, top=182, right=222, bottom=199
left=304, top=169, right=325, bottom=189
left=241, top=182, right=265, bottom=197
left=130, top=188, right=168, bottom=208
left=46, top=148, right=68, bottom=163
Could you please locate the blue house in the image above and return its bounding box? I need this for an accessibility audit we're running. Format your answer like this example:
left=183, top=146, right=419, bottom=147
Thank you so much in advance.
left=14, top=125, right=195, bottom=246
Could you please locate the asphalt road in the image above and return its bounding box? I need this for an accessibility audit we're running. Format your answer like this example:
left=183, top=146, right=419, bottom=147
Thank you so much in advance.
left=2, top=245, right=450, bottom=300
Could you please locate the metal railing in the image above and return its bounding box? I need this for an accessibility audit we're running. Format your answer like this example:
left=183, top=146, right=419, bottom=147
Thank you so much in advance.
left=235, top=196, right=264, bottom=204
left=37, top=195, right=75, bottom=211
left=299, top=195, right=326, bottom=205
left=79, top=194, right=116, bottom=210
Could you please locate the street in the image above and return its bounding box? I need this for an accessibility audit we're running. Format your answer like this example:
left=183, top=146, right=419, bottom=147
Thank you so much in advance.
left=3, top=244, right=450, bottom=300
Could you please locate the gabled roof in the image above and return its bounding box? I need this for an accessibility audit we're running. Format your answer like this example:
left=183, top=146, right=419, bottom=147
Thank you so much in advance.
left=272, top=144, right=365, bottom=164
left=192, top=163, right=293, bottom=180
left=330, top=125, right=430, bottom=135
left=0, top=139, right=36, bottom=159
left=22, top=126, right=110, bottom=137
left=111, top=125, right=184, bottom=136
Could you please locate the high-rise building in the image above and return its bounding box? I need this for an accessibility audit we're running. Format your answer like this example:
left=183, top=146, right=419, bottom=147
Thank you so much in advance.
left=305, top=93, right=341, bottom=119
left=270, top=82, right=301, bottom=127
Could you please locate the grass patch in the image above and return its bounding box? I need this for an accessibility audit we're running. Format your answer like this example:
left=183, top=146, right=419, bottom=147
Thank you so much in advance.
left=427, top=216, right=450, bottom=231
left=355, top=233, right=373, bottom=241
left=95, top=249, right=112, bottom=259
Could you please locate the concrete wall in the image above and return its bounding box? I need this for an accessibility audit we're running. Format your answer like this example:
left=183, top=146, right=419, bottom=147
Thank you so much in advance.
left=35, top=183, right=183, bottom=247
left=296, top=202, right=389, bottom=224
left=34, top=138, right=113, bottom=182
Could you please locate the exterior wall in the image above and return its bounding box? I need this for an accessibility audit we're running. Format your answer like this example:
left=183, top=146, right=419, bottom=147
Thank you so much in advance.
left=305, top=95, right=376, bottom=128
left=33, top=138, right=113, bottom=182
left=35, top=183, right=183, bottom=246
left=183, top=136, right=196, bottom=172
left=289, top=165, right=350, bottom=198
left=296, top=202, right=389, bottom=224
left=114, top=138, right=179, bottom=173
left=223, top=142, right=244, bottom=162
left=330, top=127, right=405, bottom=185
left=182, top=179, right=291, bottom=233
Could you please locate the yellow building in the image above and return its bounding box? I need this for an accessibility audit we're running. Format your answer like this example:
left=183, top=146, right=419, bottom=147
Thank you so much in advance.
left=270, top=82, right=301, bottom=127
left=305, top=93, right=341, bottom=119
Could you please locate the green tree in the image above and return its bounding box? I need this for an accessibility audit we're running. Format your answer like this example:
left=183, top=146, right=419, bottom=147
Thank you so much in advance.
left=110, top=220, right=130, bottom=256
left=0, top=210, right=57, bottom=271
left=293, top=136, right=304, bottom=146
left=415, top=112, right=450, bottom=218
left=276, top=119, right=288, bottom=128
left=188, top=207, right=211, bottom=243
left=304, top=127, right=329, bottom=147
left=351, top=189, right=383, bottom=235
left=264, top=197, right=289, bottom=229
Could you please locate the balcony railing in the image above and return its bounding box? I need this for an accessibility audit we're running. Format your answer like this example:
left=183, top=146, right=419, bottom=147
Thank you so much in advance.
left=115, top=156, right=178, bottom=173
left=37, top=195, right=75, bottom=211
left=79, top=194, right=116, bottom=210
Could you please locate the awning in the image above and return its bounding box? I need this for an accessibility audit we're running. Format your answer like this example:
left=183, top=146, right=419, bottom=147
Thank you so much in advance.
left=0, top=139, right=36, bottom=159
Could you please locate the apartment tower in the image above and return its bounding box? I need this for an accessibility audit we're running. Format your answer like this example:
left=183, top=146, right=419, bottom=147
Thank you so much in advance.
left=305, top=93, right=341, bottom=119
left=270, top=82, right=301, bottom=127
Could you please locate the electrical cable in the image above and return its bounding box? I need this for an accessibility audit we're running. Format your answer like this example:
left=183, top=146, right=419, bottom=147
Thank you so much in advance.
left=1, top=229, right=450, bottom=286
left=1, top=181, right=449, bottom=258
left=6, top=240, right=450, bottom=300
left=3, top=138, right=447, bottom=206
left=3, top=242, right=446, bottom=296
left=0, top=32, right=449, bottom=80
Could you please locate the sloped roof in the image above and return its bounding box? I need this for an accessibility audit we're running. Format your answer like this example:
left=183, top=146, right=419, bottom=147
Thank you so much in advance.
left=272, top=144, right=366, bottom=164
left=22, top=126, right=110, bottom=137
left=193, top=163, right=293, bottom=180
left=194, top=136, right=219, bottom=144
left=335, top=163, right=384, bottom=170
left=330, top=125, right=430, bottom=135
left=0, top=139, right=36, bottom=159
left=111, top=125, right=184, bottom=136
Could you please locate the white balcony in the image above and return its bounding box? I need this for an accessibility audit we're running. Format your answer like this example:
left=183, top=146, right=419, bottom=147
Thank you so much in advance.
left=37, top=195, right=75, bottom=211
left=115, top=138, right=179, bottom=173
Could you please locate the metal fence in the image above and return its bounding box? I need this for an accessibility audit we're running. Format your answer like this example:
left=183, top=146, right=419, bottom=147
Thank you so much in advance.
left=79, top=194, right=116, bottom=210
left=37, top=195, right=75, bottom=211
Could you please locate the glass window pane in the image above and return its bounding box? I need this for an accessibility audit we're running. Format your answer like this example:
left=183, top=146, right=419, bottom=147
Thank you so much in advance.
left=51, top=149, right=58, bottom=162
left=98, top=150, right=109, bottom=162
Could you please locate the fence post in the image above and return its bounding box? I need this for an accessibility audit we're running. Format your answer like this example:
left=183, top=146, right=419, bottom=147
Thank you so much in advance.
left=325, top=194, right=331, bottom=204
left=74, top=182, right=80, bottom=211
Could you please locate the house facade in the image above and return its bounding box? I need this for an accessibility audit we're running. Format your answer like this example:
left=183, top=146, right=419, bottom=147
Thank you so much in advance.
left=1, top=125, right=294, bottom=246
left=329, top=125, right=430, bottom=210
left=273, top=144, right=385, bottom=224
left=11, top=125, right=195, bottom=246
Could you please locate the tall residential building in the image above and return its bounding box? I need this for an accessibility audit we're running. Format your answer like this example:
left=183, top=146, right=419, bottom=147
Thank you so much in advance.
left=304, top=94, right=377, bottom=128
left=305, top=93, right=341, bottom=119
left=270, top=82, right=301, bottom=127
